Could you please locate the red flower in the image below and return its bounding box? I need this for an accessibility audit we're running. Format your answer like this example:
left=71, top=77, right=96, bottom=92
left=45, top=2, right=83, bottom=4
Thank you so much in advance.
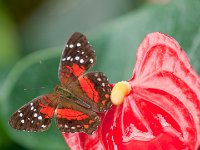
left=63, top=32, right=200, bottom=150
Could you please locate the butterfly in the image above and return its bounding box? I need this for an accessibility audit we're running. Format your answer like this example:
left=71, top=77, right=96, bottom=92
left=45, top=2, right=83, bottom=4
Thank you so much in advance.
left=9, top=32, right=112, bottom=134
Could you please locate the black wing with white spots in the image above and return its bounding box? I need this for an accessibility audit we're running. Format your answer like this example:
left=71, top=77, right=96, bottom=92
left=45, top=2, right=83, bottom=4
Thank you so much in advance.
left=59, top=32, right=96, bottom=86
left=9, top=94, right=58, bottom=132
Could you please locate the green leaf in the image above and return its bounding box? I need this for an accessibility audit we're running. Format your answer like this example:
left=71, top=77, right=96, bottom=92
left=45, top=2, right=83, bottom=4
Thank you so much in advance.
left=1, top=0, right=200, bottom=149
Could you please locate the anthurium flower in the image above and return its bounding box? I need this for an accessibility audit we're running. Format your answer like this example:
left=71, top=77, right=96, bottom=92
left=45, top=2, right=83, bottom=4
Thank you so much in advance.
left=63, top=32, right=200, bottom=150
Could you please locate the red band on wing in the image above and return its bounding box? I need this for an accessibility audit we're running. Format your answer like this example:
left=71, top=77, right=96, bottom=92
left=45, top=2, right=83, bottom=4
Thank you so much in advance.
left=71, top=64, right=85, bottom=76
left=38, top=98, right=55, bottom=118
left=79, top=76, right=99, bottom=102
left=56, top=108, right=89, bottom=120
left=40, top=107, right=54, bottom=118
left=60, top=64, right=85, bottom=79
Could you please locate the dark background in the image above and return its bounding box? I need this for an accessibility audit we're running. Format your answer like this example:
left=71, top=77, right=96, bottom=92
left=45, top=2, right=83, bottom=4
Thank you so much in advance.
left=0, top=0, right=200, bottom=149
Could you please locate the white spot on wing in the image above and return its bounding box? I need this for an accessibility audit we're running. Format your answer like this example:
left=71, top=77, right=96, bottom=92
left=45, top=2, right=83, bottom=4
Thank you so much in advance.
left=30, top=103, right=33, bottom=106
left=80, top=59, right=84, bottom=63
left=34, top=113, right=37, bottom=117
left=41, top=125, right=46, bottom=128
left=77, top=43, right=81, bottom=47
left=38, top=116, right=42, bottom=120
left=90, top=59, right=93, bottom=63
left=97, top=78, right=101, bottom=81
left=75, top=56, right=80, bottom=60
left=19, top=113, right=23, bottom=117
left=69, top=44, right=74, bottom=48
left=31, top=106, right=34, bottom=110
left=67, top=56, right=71, bottom=60
left=21, top=120, right=24, bottom=123
left=62, top=58, right=66, bottom=61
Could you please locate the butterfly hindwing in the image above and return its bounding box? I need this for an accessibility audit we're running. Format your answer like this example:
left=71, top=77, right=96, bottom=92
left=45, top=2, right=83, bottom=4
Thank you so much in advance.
left=59, top=32, right=96, bottom=85
left=55, top=97, right=100, bottom=134
left=9, top=94, right=58, bottom=132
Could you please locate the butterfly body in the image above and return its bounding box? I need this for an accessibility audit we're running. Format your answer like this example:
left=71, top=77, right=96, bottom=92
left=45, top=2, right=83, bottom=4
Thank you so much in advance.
left=9, top=32, right=112, bottom=134
left=54, top=85, right=91, bottom=109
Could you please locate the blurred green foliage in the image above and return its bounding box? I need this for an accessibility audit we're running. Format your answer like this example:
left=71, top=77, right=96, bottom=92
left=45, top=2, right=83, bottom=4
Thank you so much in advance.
left=0, top=0, right=200, bottom=149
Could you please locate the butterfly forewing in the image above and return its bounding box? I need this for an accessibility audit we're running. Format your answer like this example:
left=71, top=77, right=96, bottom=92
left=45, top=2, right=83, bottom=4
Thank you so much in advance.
left=59, top=32, right=96, bottom=86
left=9, top=94, right=58, bottom=132
left=55, top=97, right=100, bottom=134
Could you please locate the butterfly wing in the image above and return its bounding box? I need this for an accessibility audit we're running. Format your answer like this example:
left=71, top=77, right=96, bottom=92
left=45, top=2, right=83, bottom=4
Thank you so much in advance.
left=59, top=32, right=96, bottom=85
left=76, top=72, right=112, bottom=112
left=55, top=97, right=100, bottom=135
left=9, top=94, right=58, bottom=132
